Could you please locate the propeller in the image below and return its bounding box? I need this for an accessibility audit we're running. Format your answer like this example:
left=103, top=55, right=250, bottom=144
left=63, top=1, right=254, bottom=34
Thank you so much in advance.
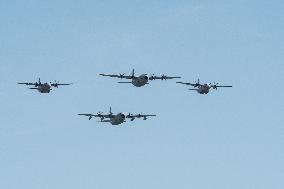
left=126, top=113, right=135, bottom=121
left=88, top=116, right=92, bottom=120
left=211, top=82, right=219, bottom=90
left=161, top=74, right=167, bottom=80
left=119, top=73, right=125, bottom=79
left=50, top=80, right=59, bottom=88
left=34, top=78, right=41, bottom=87
left=97, top=111, right=103, bottom=117
left=193, top=78, right=200, bottom=87
left=148, top=74, right=155, bottom=80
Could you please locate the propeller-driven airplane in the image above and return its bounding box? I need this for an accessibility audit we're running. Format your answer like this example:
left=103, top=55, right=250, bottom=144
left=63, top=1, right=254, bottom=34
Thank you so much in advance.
left=78, top=107, right=156, bottom=126
left=99, top=69, right=181, bottom=87
left=177, top=79, right=232, bottom=94
left=18, top=78, right=72, bottom=93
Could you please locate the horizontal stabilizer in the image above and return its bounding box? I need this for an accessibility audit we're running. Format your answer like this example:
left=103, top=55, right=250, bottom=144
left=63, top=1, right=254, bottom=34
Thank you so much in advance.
left=97, top=120, right=111, bottom=122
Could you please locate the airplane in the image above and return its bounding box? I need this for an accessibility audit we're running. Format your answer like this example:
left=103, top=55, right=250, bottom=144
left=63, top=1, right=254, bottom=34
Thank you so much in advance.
left=99, top=69, right=181, bottom=87
left=176, top=79, right=232, bottom=94
left=78, top=107, right=156, bottom=126
left=18, top=78, right=72, bottom=93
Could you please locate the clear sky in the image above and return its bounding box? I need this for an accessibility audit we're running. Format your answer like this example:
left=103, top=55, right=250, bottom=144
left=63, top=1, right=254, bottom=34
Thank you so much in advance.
left=0, top=0, right=283, bottom=188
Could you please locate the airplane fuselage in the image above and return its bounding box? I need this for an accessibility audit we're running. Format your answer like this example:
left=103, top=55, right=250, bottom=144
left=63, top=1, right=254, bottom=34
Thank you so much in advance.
left=132, top=75, right=149, bottom=87
left=109, top=113, right=126, bottom=125
left=37, top=83, right=52, bottom=93
left=197, top=84, right=210, bottom=94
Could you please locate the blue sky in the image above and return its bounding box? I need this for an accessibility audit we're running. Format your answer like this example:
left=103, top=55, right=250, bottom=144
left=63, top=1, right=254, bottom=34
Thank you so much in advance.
left=0, top=0, right=283, bottom=188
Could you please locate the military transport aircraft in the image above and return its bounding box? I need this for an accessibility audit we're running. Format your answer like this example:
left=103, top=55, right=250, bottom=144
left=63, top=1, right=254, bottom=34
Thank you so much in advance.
left=18, top=78, right=72, bottom=93
left=99, top=69, right=181, bottom=87
left=78, top=107, right=156, bottom=126
left=177, top=79, right=232, bottom=94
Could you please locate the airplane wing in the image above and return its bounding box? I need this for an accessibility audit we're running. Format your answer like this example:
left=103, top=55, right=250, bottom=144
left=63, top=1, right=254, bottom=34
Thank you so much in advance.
left=211, top=85, right=232, bottom=89
left=215, top=85, right=232, bottom=88
left=99, top=74, right=134, bottom=79
left=140, top=114, right=156, bottom=117
left=149, top=75, right=181, bottom=80
left=51, top=83, right=73, bottom=87
left=126, top=113, right=156, bottom=120
left=54, top=83, right=72, bottom=86
left=78, top=113, right=97, bottom=117
left=78, top=113, right=113, bottom=120
left=176, top=82, right=197, bottom=87
left=18, top=82, right=36, bottom=86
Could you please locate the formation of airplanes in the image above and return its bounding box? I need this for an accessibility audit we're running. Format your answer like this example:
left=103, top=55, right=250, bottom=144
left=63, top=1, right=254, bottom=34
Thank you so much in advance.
left=18, top=70, right=232, bottom=126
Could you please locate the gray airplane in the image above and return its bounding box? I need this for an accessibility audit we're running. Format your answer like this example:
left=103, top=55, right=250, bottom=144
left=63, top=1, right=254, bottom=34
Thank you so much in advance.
left=99, top=69, right=181, bottom=87
left=18, top=78, right=72, bottom=93
left=78, top=107, right=156, bottom=126
left=177, top=79, right=232, bottom=94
